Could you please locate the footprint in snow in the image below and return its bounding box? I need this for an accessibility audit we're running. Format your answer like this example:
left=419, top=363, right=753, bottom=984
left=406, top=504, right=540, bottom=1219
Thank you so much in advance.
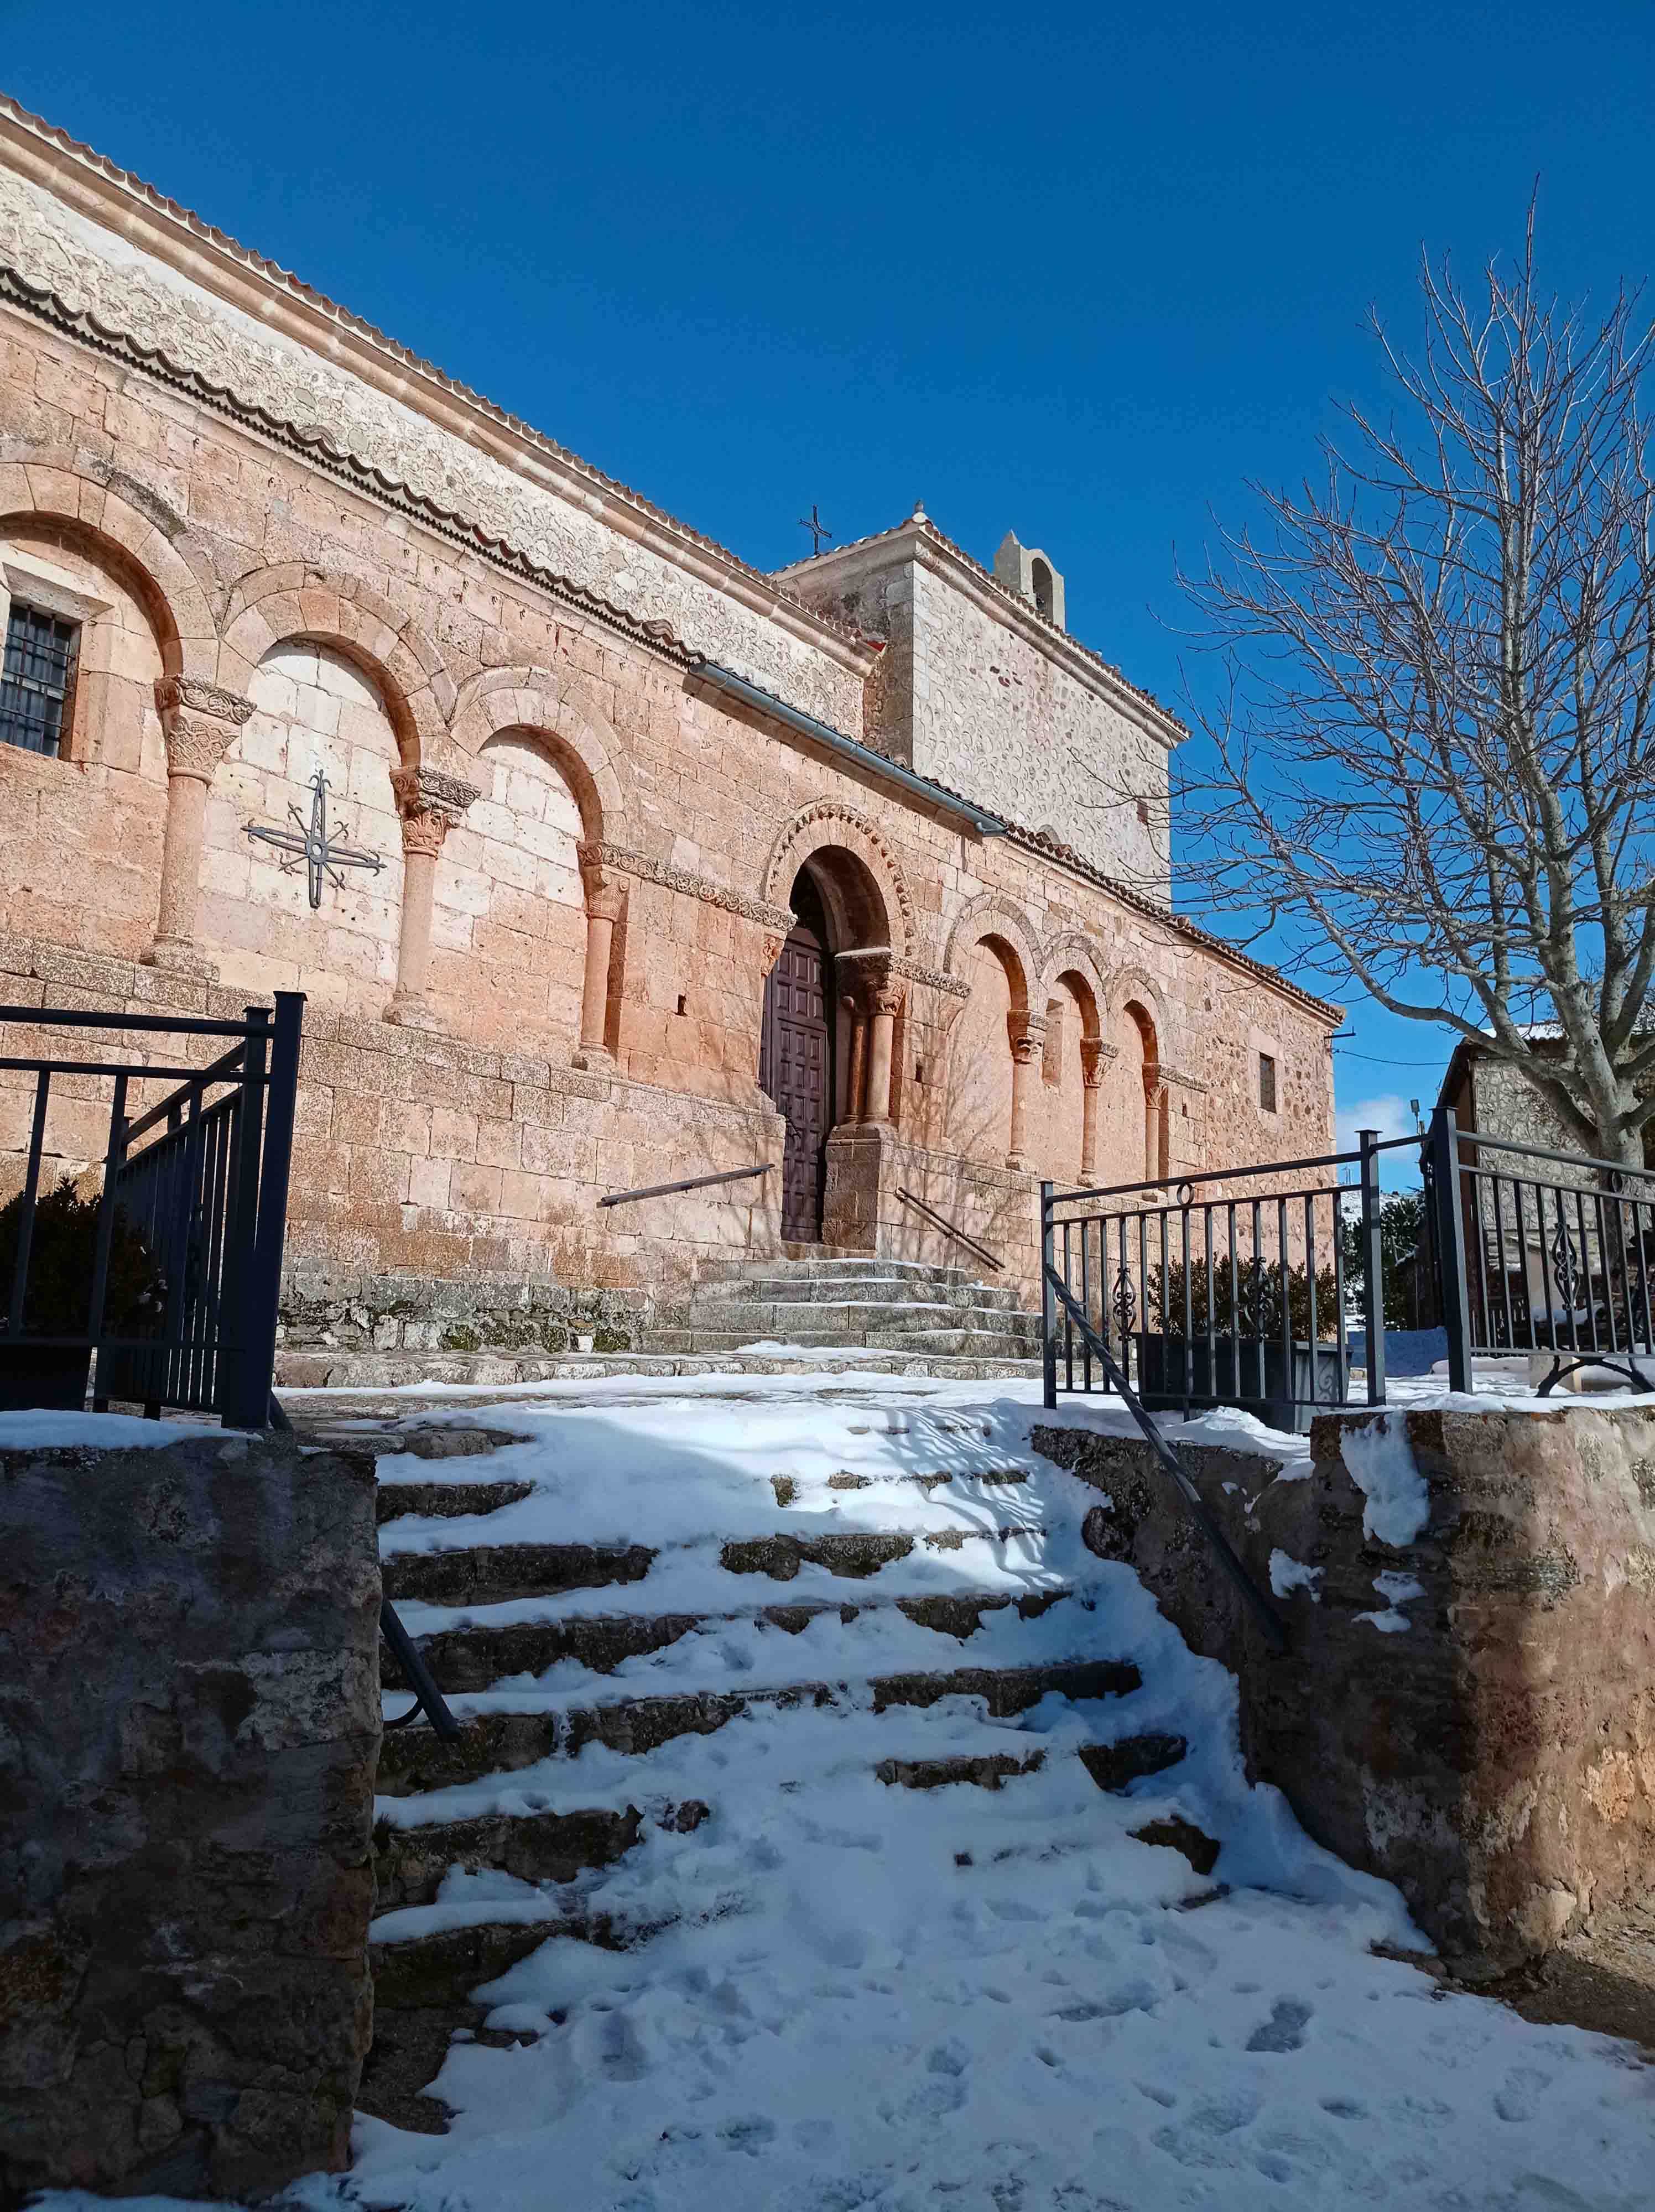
left=1493, top=2063, right=1553, bottom=2122
left=1246, top=1997, right=1312, bottom=2052
left=716, top=2115, right=777, bottom=2156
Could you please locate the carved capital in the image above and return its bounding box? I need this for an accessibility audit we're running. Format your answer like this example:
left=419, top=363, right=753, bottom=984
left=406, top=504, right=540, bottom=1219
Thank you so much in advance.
left=154, top=676, right=256, bottom=728
left=400, top=809, right=450, bottom=859
left=391, top=763, right=480, bottom=830
left=160, top=710, right=237, bottom=782
left=1009, top=1011, right=1048, bottom=1065
left=577, top=849, right=628, bottom=922
left=154, top=677, right=254, bottom=784
left=1079, top=1037, right=1115, bottom=1089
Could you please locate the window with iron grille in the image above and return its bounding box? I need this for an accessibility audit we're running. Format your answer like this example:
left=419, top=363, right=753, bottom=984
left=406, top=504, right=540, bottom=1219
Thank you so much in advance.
left=1258, top=1051, right=1278, bottom=1112
left=0, top=601, right=80, bottom=757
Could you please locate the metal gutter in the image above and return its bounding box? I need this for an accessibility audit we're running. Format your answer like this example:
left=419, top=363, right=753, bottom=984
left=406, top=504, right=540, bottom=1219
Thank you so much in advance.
left=688, top=659, right=1009, bottom=838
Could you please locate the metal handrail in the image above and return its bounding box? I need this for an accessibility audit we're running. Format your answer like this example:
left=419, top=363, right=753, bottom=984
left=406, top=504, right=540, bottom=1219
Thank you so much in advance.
left=1443, top=1123, right=1655, bottom=1184
left=1044, top=1266, right=1287, bottom=1652
left=380, top=1600, right=465, bottom=1739
left=894, top=1187, right=1003, bottom=1272
left=0, top=1004, right=269, bottom=1038
left=1048, top=1133, right=1420, bottom=1211
left=598, top=1162, right=774, bottom=1208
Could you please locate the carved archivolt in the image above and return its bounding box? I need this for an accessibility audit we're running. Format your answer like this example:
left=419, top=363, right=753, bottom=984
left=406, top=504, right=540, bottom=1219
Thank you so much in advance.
left=1106, top=961, right=1178, bottom=1070
left=449, top=670, right=634, bottom=851
left=0, top=442, right=220, bottom=682
left=762, top=800, right=914, bottom=959
left=580, top=839, right=794, bottom=936
left=1039, top=931, right=1111, bottom=1032
left=941, top=891, right=1043, bottom=1006
left=217, top=565, right=449, bottom=769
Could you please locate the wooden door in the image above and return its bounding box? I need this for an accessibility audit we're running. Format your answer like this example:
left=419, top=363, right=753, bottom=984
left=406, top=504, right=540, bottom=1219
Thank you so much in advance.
left=764, top=919, right=832, bottom=1243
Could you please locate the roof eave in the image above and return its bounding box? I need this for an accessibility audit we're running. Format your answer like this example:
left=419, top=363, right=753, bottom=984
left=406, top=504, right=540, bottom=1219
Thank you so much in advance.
left=0, top=96, right=879, bottom=682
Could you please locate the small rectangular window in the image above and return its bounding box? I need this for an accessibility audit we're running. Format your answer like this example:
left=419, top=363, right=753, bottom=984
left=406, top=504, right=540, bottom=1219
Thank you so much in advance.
left=1258, top=1052, right=1277, bottom=1113
left=0, top=602, right=79, bottom=757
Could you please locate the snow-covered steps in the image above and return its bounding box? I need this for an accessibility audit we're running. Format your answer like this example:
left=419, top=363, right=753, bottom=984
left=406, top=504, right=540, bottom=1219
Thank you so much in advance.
left=377, top=1656, right=1144, bottom=1795
left=336, top=1384, right=1291, bottom=2143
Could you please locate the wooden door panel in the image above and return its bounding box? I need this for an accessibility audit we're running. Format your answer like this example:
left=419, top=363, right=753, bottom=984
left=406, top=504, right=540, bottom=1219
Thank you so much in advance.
left=765, top=924, right=832, bottom=1243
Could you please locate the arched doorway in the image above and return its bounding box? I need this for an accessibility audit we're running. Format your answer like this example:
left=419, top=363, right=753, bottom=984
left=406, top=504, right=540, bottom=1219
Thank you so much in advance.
left=761, top=870, right=837, bottom=1241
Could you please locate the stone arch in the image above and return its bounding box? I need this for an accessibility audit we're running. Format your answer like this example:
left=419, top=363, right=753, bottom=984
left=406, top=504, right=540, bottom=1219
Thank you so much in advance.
left=448, top=668, right=631, bottom=848
left=216, top=566, right=448, bottom=766
left=763, top=801, right=913, bottom=960
left=942, top=891, right=1042, bottom=1011
left=0, top=447, right=218, bottom=681
left=1039, top=931, right=1109, bottom=1040
left=1105, top=962, right=1176, bottom=1068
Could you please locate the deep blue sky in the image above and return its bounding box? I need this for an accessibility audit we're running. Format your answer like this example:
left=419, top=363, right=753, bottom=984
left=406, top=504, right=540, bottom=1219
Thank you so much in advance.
left=7, top=1, right=1653, bottom=1167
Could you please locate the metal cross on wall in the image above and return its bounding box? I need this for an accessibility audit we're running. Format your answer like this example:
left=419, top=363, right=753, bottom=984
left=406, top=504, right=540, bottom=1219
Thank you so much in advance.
left=244, top=768, right=385, bottom=909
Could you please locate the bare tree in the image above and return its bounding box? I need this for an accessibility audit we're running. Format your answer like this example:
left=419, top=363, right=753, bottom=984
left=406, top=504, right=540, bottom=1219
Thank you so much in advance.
left=1172, top=209, right=1655, bottom=1166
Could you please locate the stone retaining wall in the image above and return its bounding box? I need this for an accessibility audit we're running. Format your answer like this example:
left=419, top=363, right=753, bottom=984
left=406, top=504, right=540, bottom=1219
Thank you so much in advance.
left=1034, top=1402, right=1655, bottom=1976
left=0, top=1426, right=380, bottom=2201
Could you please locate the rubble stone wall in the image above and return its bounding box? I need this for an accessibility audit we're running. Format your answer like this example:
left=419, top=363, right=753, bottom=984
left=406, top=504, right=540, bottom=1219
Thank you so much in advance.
left=1034, top=1402, right=1655, bottom=1976
left=0, top=1426, right=380, bottom=2201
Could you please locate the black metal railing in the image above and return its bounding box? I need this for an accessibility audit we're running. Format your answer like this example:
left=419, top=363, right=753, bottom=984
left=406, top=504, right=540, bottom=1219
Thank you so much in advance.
left=1044, top=1107, right=1655, bottom=1423
left=1042, top=1128, right=1413, bottom=1432
left=1430, top=1108, right=1655, bottom=1394
left=893, top=1187, right=1003, bottom=1272
left=0, top=995, right=304, bottom=1426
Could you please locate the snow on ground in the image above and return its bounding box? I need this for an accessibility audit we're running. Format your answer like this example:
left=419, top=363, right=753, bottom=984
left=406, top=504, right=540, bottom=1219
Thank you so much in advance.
left=35, top=1375, right=1655, bottom=2211
left=0, top=1407, right=224, bottom=1449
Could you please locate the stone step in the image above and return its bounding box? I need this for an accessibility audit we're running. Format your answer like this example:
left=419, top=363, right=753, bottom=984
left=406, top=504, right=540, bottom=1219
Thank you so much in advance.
left=701, top=1255, right=975, bottom=1287
left=378, top=1477, right=534, bottom=1526
left=383, top=1540, right=657, bottom=1609
left=375, top=1656, right=1142, bottom=1796
left=680, top=1297, right=1039, bottom=1338
left=276, top=1345, right=1044, bottom=1389
left=692, top=1276, right=1027, bottom=1313
left=383, top=1583, right=1075, bottom=1695
left=372, top=1733, right=1189, bottom=1919
left=369, top=1900, right=658, bottom=2012
left=372, top=1802, right=658, bottom=1916
left=649, top=1327, right=1039, bottom=1359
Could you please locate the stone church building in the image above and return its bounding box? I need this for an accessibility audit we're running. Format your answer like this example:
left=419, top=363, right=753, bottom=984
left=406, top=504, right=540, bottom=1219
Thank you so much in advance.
left=0, top=96, right=1337, bottom=1341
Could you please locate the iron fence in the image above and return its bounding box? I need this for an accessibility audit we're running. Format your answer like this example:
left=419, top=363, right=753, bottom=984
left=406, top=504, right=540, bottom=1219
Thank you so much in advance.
left=1042, top=1129, right=1419, bottom=1431
left=0, top=994, right=304, bottom=1426
left=1043, top=1107, right=1655, bottom=1422
left=1431, top=1108, right=1655, bottom=1394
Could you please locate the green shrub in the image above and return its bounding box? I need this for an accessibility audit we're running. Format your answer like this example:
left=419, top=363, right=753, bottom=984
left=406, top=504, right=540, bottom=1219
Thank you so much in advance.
left=0, top=1176, right=165, bottom=1337
left=1144, top=1251, right=1339, bottom=1342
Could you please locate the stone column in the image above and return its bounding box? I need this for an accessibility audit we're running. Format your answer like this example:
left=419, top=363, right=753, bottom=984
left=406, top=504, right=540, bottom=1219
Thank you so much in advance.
left=843, top=993, right=869, bottom=1126
left=1079, top=1037, right=1107, bottom=1182
left=1143, top=1063, right=1169, bottom=1183
left=385, top=766, right=479, bottom=1029
left=143, top=678, right=255, bottom=979
left=575, top=855, right=627, bottom=1070
left=1006, top=1013, right=1047, bottom=1173
left=863, top=967, right=903, bottom=1129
